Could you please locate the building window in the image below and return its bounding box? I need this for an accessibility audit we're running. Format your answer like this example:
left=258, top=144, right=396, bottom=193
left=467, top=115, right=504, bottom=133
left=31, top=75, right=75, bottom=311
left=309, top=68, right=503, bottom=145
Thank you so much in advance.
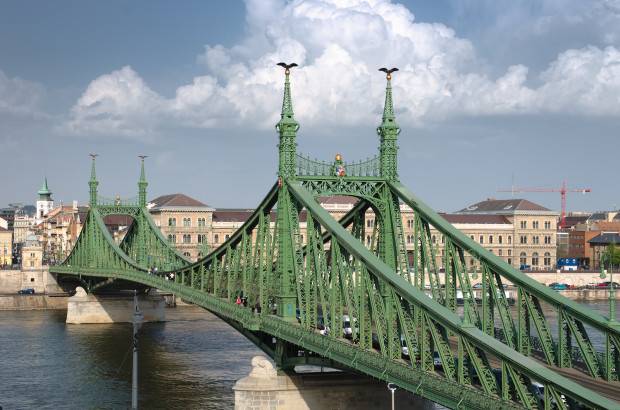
left=470, top=235, right=474, bottom=241
left=225, top=234, right=230, bottom=241
left=532, top=252, right=539, bottom=266
left=489, top=235, right=493, bottom=244
left=168, top=218, right=176, bottom=227
left=198, top=234, right=207, bottom=244
left=544, top=221, right=551, bottom=230
left=441, top=236, right=445, bottom=244
left=183, top=252, right=191, bottom=257
left=498, top=249, right=503, bottom=256
left=544, top=252, right=551, bottom=267
left=183, top=218, right=191, bottom=227
left=520, top=252, right=527, bottom=266
left=532, top=221, right=539, bottom=229
left=508, top=236, right=512, bottom=244
left=532, top=236, right=539, bottom=245
left=544, top=235, right=551, bottom=244
left=168, top=234, right=176, bottom=243
left=520, top=235, right=527, bottom=244
left=366, top=235, right=371, bottom=246
left=507, top=258, right=512, bottom=265
left=508, top=249, right=512, bottom=256
left=214, top=234, right=219, bottom=244
left=182, top=234, right=191, bottom=244
left=30, top=261, right=34, bottom=267
left=499, top=235, right=503, bottom=244
left=198, top=217, right=206, bottom=227
left=479, top=235, right=484, bottom=244
left=366, top=219, right=374, bottom=228
left=406, top=235, right=413, bottom=244
left=520, top=221, right=527, bottom=229
left=407, top=219, right=414, bottom=229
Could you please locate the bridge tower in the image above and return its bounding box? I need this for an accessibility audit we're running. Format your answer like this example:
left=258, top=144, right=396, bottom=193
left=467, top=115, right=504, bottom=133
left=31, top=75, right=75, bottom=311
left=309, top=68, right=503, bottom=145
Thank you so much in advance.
left=274, top=63, right=300, bottom=322
left=89, top=154, right=99, bottom=207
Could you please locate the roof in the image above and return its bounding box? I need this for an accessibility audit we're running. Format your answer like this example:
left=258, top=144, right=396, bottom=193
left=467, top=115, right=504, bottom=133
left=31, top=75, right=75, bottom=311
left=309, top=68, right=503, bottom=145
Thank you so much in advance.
left=213, top=209, right=254, bottom=223
left=563, top=215, right=590, bottom=228
left=457, top=198, right=551, bottom=214
left=439, top=213, right=511, bottom=225
left=588, top=232, right=620, bottom=245
left=318, top=196, right=359, bottom=205
left=150, top=193, right=208, bottom=208
left=0, top=226, right=8, bottom=232
left=37, top=177, right=52, bottom=196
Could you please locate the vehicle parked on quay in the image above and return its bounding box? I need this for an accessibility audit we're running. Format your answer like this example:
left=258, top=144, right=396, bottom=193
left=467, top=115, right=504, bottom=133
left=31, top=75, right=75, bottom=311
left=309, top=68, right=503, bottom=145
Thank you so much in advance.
left=17, top=288, right=35, bottom=295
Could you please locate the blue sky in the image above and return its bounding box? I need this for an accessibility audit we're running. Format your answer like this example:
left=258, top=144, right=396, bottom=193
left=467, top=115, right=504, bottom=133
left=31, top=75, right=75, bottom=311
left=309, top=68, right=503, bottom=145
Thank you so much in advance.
left=1, top=0, right=619, bottom=212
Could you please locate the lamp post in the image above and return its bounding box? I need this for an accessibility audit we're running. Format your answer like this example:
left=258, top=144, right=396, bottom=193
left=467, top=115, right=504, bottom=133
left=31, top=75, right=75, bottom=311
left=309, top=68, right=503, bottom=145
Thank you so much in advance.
left=599, top=244, right=616, bottom=322
left=387, top=382, right=397, bottom=410
left=132, top=290, right=144, bottom=409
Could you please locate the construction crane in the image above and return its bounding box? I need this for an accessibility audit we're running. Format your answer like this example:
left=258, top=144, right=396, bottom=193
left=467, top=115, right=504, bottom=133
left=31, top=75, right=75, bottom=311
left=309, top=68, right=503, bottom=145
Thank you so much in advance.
left=498, top=180, right=591, bottom=229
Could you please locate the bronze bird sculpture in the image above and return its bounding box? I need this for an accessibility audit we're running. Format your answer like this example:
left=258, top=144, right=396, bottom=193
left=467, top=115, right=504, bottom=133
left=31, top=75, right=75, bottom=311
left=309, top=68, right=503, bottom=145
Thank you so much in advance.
left=277, top=62, right=298, bottom=74
left=379, top=67, right=399, bottom=80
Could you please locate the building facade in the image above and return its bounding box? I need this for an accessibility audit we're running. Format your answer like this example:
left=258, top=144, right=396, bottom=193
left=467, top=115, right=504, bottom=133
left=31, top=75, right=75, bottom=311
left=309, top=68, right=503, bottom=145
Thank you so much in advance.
left=148, top=194, right=215, bottom=260
left=35, top=178, right=54, bottom=224
left=0, top=227, right=12, bottom=267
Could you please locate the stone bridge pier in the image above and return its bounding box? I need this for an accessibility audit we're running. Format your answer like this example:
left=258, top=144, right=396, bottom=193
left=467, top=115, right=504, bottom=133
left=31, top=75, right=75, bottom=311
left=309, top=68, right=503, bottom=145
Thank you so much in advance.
left=234, top=356, right=432, bottom=410
left=66, top=287, right=166, bottom=324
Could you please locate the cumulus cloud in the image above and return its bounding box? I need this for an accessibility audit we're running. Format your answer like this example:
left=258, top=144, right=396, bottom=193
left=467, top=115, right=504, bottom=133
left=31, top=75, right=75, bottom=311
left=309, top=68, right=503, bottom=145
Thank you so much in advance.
left=0, top=70, right=46, bottom=117
left=64, top=0, right=620, bottom=138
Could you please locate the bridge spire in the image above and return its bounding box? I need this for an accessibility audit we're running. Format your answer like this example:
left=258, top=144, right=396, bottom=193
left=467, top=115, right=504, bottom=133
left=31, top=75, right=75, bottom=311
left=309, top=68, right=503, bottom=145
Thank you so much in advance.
left=276, top=62, right=299, bottom=179
left=88, top=154, right=99, bottom=207
left=377, top=67, right=400, bottom=181
left=138, top=155, right=148, bottom=207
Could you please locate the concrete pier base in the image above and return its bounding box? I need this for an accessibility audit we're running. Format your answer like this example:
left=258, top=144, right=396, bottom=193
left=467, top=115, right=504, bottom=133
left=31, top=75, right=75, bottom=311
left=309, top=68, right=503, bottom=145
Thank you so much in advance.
left=233, top=356, right=433, bottom=410
left=66, top=287, right=165, bottom=324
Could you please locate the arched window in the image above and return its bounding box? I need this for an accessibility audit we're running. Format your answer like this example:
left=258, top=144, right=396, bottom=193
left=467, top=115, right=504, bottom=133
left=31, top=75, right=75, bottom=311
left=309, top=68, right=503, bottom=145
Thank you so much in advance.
left=407, top=219, right=414, bottom=229
left=532, top=252, right=539, bottom=267
left=366, top=235, right=371, bottom=246
left=183, top=252, right=191, bottom=257
left=225, top=234, right=230, bottom=241
left=520, top=252, right=527, bottom=266
left=198, top=217, right=206, bottom=227
left=479, top=235, right=484, bottom=244
left=183, top=218, right=191, bottom=227
left=214, top=234, right=219, bottom=244
left=182, top=234, right=191, bottom=244
left=432, top=235, right=437, bottom=244
left=406, top=235, right=413, bottom=244
left=544, top=252, right=551, bottom=267
left=498, top=249, right=502, bottom=256
left=508, top=236, right=512, bottom=244
left=168, top=234, right=176, bottom=243
left=168, top=217, right=176, bottom=227
left=198, top=234, right=207, bottom=244
left=498, top=235, right=503, bottom=244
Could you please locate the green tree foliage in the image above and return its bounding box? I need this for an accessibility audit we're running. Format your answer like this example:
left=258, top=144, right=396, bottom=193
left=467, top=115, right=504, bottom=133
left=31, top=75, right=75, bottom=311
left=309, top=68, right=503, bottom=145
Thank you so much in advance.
left=602, top=244, right=620, bottom=268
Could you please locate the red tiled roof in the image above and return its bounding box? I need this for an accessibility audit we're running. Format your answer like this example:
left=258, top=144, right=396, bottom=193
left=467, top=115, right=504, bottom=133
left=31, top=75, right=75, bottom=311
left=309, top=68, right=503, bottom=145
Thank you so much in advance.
left=150, top=193, right=208, bottom=207
left=318, top=196, right=359, bottom=205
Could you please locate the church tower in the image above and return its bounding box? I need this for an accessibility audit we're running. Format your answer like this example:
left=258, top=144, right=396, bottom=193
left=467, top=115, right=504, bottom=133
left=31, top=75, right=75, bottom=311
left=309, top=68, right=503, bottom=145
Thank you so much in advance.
left=36, top=177, right=54, bottom=223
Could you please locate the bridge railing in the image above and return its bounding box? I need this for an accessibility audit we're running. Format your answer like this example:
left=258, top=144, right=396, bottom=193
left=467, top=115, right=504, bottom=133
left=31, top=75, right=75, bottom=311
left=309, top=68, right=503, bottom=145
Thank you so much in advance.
left=96, top=195, right=139, bottom=207
left=296, top=153, right=380, bottom=177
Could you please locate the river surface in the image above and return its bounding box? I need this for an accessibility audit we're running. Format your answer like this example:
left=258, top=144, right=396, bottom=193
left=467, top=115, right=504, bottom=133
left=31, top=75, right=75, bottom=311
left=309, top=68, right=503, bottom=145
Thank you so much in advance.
left=0, top=300, right=618, bottom=409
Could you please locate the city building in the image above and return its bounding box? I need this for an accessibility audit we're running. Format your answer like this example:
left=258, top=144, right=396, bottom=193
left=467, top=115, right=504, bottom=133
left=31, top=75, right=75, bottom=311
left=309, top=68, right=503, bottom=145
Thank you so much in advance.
left=35, top=178, right=54, bottom=224
left=21, top=234, right=43, bottom=270
left=148, top=194, right=215, bottom=260
left=0, top=226, right=13, bottom=267
left=451, top=198, right=559, bottom=270
left=35, top=202, right=88, bottom=263
left=561, top=210, right=620, bottom=268
left=588, top=232, right=620, bottom=269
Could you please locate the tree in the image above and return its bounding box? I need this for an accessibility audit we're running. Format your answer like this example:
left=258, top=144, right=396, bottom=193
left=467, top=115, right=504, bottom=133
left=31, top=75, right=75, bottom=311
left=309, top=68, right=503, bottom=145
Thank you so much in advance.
left=601, top=244, right=620, bottom=269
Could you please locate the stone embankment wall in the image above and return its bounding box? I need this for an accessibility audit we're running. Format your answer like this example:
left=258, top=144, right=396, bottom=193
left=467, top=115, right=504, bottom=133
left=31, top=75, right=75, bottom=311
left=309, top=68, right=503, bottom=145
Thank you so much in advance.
left=0, top=294, right=68, bottom=310
left=0, top=267, right=63, bottom=294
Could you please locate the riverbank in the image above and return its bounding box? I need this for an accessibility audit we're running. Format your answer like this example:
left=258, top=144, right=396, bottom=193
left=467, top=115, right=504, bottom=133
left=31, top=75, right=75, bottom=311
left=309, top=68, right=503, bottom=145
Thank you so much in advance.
left=0, top=293, right=69, bottom=310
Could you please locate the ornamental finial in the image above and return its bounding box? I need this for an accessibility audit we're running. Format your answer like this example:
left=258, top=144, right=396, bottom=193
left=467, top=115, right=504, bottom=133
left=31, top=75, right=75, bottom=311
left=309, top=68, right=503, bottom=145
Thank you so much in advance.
left=89, top=153, right=98, bottom=181
left=378, top=67, right=398, bottom=121
left=88, top=153, right=99, bottom=206
left=377, top=67, right=400, bottom=181
left=277, top=62, right=298, bottom=121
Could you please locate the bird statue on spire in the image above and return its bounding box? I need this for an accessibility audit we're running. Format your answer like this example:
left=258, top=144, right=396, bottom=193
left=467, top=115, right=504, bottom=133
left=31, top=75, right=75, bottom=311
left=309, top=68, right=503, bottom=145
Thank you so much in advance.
left=277, top=62, right=298, bottom=75
left=379, top=67, right=399, bottom=80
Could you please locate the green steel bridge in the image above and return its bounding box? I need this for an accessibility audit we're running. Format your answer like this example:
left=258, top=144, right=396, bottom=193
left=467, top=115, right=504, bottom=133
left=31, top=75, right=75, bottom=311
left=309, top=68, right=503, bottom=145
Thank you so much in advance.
left=50, top=66, right=620, bottom=409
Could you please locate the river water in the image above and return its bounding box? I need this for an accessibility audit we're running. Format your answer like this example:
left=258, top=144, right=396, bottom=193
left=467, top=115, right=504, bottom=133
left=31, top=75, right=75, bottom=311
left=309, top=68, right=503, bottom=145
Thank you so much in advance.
left=0, top=300, right=618, bottom=409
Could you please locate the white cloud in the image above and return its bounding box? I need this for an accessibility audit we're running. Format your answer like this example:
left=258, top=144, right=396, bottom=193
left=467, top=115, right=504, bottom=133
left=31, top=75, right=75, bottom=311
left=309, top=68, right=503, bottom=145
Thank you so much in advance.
left=64, top=0, right=620, bottom=138
left=0, top=70, right=46, bottom=117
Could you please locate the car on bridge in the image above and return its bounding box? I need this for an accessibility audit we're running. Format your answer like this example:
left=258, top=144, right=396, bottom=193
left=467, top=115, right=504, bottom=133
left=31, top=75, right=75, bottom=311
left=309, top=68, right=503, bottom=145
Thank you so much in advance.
left=17, top=288, right=35, bottom=295
left=529, top=381, right=566, bottom=407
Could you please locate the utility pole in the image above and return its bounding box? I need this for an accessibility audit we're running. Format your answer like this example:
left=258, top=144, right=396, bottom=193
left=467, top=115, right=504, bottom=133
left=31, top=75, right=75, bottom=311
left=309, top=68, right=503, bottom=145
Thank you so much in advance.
left=132, top=290, right=144, bottom=409
left=387, top=383, right=397, bottom=410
